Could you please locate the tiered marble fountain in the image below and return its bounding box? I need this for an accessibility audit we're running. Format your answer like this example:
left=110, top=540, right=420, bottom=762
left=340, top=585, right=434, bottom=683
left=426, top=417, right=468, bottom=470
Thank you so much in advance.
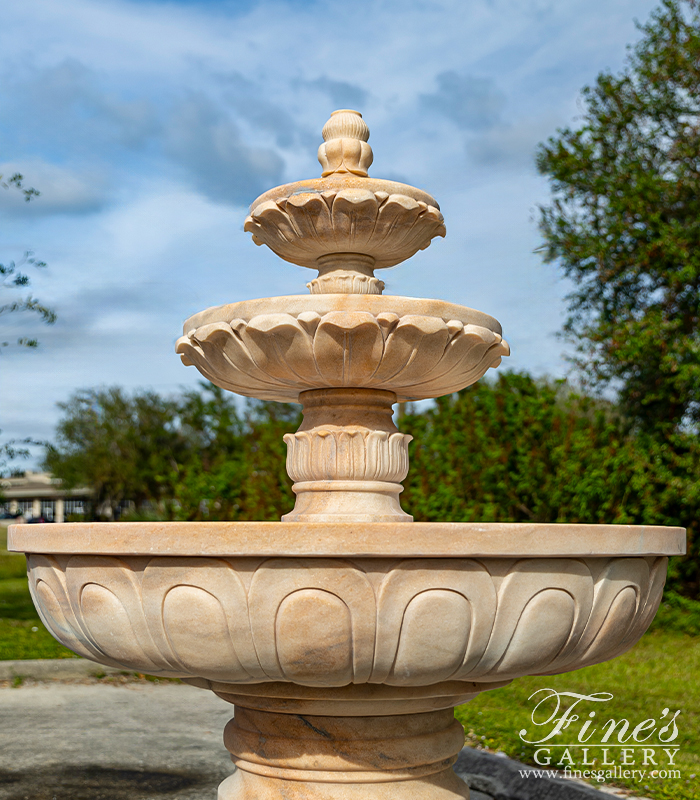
left=9, top=110, right=685, bottom=800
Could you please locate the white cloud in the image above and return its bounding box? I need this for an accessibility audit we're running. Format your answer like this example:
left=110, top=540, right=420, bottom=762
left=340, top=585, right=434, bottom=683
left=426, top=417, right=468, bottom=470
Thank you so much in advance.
left=0, top=0, right=663, bottom=464
left=420, top=72, right=506, bottom=132
left=164, top=94, right=285, bottom=204
left=0, top=160, right=109, bottom=215
left=466, top=112, right=565, bottom=171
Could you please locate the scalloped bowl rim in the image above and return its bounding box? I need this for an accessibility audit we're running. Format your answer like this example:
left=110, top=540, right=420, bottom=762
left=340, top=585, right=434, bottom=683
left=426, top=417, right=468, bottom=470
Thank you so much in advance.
left=182, top=295, right=503, bottom=337
left=248, top=175, right=440, bottom=214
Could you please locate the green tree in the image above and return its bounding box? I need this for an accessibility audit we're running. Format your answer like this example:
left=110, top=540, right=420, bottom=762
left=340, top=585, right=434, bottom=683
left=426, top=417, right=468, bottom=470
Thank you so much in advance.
left=44, top=384, right=298, bottom=522
left=44, top=387, right=188, bottom=518
left=536, top=0, right=700, bottom=433
left=234, top=400, right=299, bottom=520
left=170, top=398, right=298, bottom=521
left=168, top=385, right=246, bottom=520
left=1, top=251, right=56, bottom=350
left=404, top=373, right=627, bottom=523
left=401, top=373, right=699, bottom=595
left=0, top=172, right=39, bottom=202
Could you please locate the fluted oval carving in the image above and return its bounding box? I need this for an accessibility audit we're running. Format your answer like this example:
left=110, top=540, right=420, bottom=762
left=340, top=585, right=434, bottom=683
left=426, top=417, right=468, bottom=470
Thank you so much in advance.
left=392, top=590, right=472, bottom=685
left=284, top=430, right=411, bottom=482
left=247, top=557, right=376, bottom=685
left=244, top=189, right=446, bottom=270
left=176, top=310, right=509, bottom=403
left=26, top=553, right=666, bottom=687
left=276, top=589, right=354, bottom=685
left=163, top=586, right=243, bottom=681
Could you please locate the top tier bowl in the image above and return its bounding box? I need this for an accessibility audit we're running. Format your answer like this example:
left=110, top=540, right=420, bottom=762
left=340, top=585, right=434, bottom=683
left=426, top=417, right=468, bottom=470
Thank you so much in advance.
left=243, top=109, right=447, bottom=282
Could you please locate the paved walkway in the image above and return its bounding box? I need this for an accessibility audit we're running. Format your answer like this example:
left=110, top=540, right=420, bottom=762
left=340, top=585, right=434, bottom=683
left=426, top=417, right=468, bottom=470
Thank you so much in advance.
left=0, top=681, right=233, bottom=799
left=0, top=677, right=641, bottom=800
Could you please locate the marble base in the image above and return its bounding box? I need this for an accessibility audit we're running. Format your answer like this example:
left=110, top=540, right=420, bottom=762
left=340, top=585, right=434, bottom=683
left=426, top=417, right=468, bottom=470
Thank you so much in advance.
left=218, top=767, right=470, bottom=800
left=219, top=705, right=470, bottom=800
left=8, top=520, right=683, bottom=800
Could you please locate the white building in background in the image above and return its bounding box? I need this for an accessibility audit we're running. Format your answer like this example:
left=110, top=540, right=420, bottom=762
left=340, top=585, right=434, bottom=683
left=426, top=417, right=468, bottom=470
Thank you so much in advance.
left=0, top=471, right=92, bottom=522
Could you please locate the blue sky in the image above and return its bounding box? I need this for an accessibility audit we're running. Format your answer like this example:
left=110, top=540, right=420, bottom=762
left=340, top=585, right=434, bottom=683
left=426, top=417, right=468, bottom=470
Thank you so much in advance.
left=0, top=0, right=660, bottom=463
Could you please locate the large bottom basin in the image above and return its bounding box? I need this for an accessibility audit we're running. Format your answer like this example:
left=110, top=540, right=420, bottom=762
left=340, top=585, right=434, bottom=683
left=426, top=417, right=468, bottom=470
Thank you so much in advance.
left=8, top=522, right=684, bottom=687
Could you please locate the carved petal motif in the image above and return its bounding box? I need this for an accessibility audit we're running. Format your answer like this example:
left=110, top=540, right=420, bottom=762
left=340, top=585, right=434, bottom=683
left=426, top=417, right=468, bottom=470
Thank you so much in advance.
left=313, top=312, right=384, bottom=385
left=176, top=311, right=509, bottom=402
left=244, top=190, right=446, bottom=269
left=537, top=557, right=667, bottom=675
left=372, top=559, right=498, bottom=686
left=141, top=558, right=262, bottom=682
left=26, top=554, right=666, bottom=687
left=284, top=430, right=411, bottom=483
left=247, top=557, right=377, bottom=685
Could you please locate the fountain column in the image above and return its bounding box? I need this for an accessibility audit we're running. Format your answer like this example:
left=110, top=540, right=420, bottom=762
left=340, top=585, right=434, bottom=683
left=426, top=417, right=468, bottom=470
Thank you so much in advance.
left=283, top=388, right=411, bottom=521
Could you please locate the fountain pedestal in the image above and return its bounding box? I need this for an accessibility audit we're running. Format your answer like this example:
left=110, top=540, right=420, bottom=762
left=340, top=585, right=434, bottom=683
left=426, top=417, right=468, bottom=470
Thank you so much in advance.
left=283, top=388, right=411, bottom=522
left=220, top=705, right=468, bottom=800
left=7, top=108, right=686, bottom=800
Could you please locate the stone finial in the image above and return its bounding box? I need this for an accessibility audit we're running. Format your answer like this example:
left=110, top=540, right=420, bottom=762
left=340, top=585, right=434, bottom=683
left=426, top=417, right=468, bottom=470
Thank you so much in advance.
left=244, top=109, right=446, bottom=294
left=318, top=109, right=373, bottom=177
left=322, top=109, right=370, bottom=142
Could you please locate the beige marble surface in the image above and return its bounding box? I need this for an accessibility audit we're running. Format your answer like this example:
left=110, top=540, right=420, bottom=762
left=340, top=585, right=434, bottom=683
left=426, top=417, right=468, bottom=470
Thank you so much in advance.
left=217, top=767, right=470, bottom=800
left=249, top=173, right=439, bottom=216
left=17, top=547, right=668, bottom=686
left=244, top=109, right=446, bottom=276
left=201, top=679, right=510, bottom=717
left=8, top=521, right=685, bottom=556
left=219, top=706, right=470, bottom=799
left=181, top=294, right=503, bottom=338
left=282, top=389, right=413, bottom=521
left=245, top=185, right=446, bottom=272
left=177, top=297, right=508, bottom=404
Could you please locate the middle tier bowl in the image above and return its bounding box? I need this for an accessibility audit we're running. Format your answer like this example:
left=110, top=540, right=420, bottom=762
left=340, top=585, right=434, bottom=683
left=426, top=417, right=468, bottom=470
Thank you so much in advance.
left=176, top=295, right=510, bottom=403
left=10, top=522, right=683, bottom=700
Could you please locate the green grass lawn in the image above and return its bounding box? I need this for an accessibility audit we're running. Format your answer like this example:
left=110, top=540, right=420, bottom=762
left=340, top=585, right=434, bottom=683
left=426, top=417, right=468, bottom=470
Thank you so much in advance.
left=456, top=595, right=700, bottom=799
left=0, top=533, right=81, bottom=660
left=1, top=524, right=697, bottom=798
left=456, top=625, right=699, bottom=799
